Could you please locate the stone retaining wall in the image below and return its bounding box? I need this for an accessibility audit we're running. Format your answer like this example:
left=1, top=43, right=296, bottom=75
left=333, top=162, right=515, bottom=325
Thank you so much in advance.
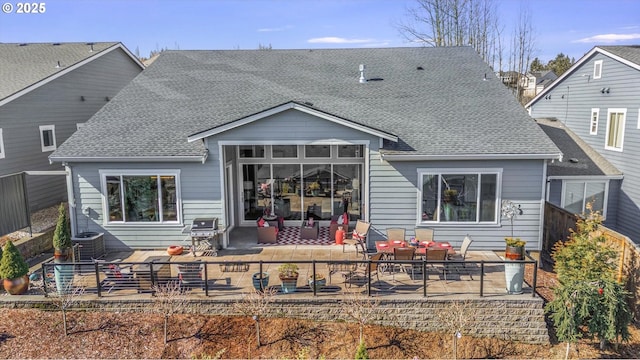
left=4, top=297, right=549, bottom=344
left=14, top=228, right=54, bottom=260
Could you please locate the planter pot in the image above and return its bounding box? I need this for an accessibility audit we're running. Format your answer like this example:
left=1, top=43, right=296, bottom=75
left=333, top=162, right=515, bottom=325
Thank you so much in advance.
left=308, top=278, right=326, bottom=291
left=505, top=261, right=525, bottom=294
left=505, top=246, right=525, bottom=260
left=3, top=275, right=29, bottom=295
left=53, top=247, right=74, bottom=294
left=279, top=275, right=298, bottom=293
left=252, top=272, right=269, bottom=291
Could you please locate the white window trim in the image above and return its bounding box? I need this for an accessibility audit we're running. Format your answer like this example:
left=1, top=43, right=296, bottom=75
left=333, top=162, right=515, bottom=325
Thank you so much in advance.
left=39, top=125, right=56, bottom=152
left=604, top=108, right=626, bottom=152
left=590, top=108, right=599, bottom=135
left=560, top=180, right=608, bottom=219
left=593, top=60, right=603, bottom=79
left=0, top=128, right=5, bottom=159
left=76, top=123, right=85, bottom=130
left=416, top=167, right=503, bottom=225
left=99, top=169, right=182, bottom=226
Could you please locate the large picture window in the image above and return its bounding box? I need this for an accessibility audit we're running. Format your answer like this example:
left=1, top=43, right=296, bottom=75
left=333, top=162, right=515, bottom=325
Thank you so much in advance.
left=101, top=170, right=180, bottom=224
left=419, top=169, right=499, bottom=223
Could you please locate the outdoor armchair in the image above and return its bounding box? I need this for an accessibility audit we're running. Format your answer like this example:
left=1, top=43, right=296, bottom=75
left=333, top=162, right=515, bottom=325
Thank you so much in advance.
left=414, top=228, right=434, bottom=243
left=345, top=219, right=371, bottom=254
left=386, top=228, right=406, bottom=242
left=177, top=261, right=205, bottom=290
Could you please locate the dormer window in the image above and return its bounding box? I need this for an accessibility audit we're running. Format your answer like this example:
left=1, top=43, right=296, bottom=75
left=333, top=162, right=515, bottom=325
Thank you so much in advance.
left=593, top=60, right=603, bottom=79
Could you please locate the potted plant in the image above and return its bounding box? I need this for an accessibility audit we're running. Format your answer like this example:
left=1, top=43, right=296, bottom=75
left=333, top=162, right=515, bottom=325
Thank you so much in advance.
left=504, top=237, right=526, bottom=294
left=252, top=271, right=269, bottom=292
left=308, top=273, right=326, bottom=291
left=278, top=263, right=299, bottom=293
left=0, top=241, right=30, bottom=295
left=52, top=203, right=74, bottom=294
left=505, top=237, right=526, bottom=260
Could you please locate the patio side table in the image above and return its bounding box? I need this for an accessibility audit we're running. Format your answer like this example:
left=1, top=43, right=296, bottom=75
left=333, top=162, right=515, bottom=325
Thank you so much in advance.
left=300, top=222, right=319, bottom=240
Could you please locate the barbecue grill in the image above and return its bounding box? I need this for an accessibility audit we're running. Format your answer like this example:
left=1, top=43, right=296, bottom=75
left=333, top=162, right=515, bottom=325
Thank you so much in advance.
left=189, top=217, right=220, bottom=256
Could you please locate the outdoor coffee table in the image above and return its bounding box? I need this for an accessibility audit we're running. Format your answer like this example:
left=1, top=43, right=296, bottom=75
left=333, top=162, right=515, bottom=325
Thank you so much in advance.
left=299, top=222, right=319, bottom=240
left=132, top=256, right=171, bottom=290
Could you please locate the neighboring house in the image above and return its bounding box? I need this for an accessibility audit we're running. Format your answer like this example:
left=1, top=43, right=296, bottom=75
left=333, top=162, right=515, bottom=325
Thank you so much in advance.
left=527, top=45, right=640, bottom=244
left=51, top=47, right=561, bottom=251
left=536, top=118, right=623, bottom=227
left=0, top=42, right=144, bottom=211
left=522, top=71, right=558, bottom=98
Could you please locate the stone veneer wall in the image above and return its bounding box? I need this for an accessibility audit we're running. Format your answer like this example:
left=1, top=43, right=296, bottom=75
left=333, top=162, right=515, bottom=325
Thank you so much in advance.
left=4, top=297, right=549, bottom=344
left=13, top=228, right=54, bottom=260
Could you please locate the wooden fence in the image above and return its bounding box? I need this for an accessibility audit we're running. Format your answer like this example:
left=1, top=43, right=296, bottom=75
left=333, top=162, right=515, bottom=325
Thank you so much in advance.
left=542, top=201, right=640, bottom=322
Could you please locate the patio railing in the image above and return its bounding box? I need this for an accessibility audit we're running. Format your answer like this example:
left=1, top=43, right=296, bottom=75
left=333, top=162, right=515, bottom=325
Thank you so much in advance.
left=40, top=257, right=538, bottom=298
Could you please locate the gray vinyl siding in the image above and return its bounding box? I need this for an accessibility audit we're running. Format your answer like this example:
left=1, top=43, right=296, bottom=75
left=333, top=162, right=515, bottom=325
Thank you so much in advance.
left=70, top=159, right=220, bottom=250
left=529, top=51, right=640, bottom=243
left=368, top=157, right=546, bottom=251
left=0, top=48, right=142, bottom=211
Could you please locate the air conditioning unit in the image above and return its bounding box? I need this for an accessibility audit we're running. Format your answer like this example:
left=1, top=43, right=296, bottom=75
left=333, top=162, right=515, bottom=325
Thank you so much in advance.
left=71, top=232, right=105, bottom=261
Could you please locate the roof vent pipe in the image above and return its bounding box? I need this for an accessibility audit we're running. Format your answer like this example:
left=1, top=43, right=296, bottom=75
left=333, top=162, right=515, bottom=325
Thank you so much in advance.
left=359, top=64, right=366, bottom=83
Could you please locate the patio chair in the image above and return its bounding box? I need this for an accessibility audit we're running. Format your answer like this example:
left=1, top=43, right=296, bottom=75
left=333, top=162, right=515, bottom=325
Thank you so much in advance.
left=425, top=248, right=448, bottom=281
left=448, top=235, right=474, bottom=279
left=344, top=252, right=383, bottom=287
left=393, top=247, right=416, bottom=280
left=414, top=228, right=434, bottom=242
left=100, top=261, right=135, bottom=293
left=386, top=228, right=406, bottom=242
left=345, top=219, right=371, bottom=254
left=177, top=261, right=205, bottom=290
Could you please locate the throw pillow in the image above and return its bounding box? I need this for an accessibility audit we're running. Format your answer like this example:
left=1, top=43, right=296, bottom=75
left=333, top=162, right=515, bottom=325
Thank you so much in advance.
left=257, top=218, right=265, bottom=227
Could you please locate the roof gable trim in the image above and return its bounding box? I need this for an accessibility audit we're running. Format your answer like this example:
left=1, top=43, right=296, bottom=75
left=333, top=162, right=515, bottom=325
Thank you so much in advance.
left=526, top=46, right=640, bottom=108
left=0, top=43, right=144, bottom=106
left=187, top=102, right=398, bottom=142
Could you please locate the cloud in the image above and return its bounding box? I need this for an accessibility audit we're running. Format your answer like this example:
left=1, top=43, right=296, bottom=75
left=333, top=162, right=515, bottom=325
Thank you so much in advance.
left=307, top=37, right=375, bottom=44
left=257, top=25, right=293, bottom=32
left=574, top=33, right=640, bottom=43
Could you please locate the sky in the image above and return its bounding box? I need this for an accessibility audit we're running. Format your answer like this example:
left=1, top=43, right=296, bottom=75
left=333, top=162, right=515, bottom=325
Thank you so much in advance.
left=0, top=0, right=639, bottom=65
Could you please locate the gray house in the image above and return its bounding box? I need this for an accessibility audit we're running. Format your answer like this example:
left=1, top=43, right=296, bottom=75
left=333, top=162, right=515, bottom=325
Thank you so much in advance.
left=51, top=47, right=561, bottom=251
left=527, top=45, right=640, bottom=243
left=0, top=42, right=143, bottom=211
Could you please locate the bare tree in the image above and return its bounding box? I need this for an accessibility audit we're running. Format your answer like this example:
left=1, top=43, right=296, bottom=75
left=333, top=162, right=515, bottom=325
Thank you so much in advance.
left=151, top=281, right=187, bottom=345
left=231, top=287, right=277, bottom=347
left=48, top=282, right=85, bottom=336
left=510, top=4, right=535, bottom=104
left=397, top=0, right=499, bottom=65
left=340, top=291, right=381, bottom=344
left=436, top=300, right=481, bottom=360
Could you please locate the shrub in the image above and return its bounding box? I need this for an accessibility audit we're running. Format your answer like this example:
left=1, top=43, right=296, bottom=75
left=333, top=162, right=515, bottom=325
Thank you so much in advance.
left=354, top=341, right=369, bottom=359
left=505, top=237, right=526, bottom=247
left=0, top=241, right=29, bottom=279
left=53, top=203, right=71, bottom=249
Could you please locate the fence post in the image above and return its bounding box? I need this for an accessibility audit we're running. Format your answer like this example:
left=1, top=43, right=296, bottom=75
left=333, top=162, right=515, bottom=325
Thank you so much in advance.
left=95, top=261, right=102, bottom=297
left=480, top=261, right=484, bottom=297
left=367, top=258, right=372, bottom=297
left=423, top=259, right=427, bottom=297
left=532, top=260, right=538, bottom=298
left=41, top=263, right=48, bottom=297
left=312, top=260, right=317, bottom=296
left=204, top=262, right=209, bottom=296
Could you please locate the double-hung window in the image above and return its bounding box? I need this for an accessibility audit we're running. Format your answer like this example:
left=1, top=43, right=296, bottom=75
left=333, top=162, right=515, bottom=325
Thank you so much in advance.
left=100, top=170, right=180, bottom=224
left=39, top=125, right=56, bottom=152
left=418, top=169, right=500, bottom=223
left=0, top=128, right=5, bottom=159
left=605, top=108, right=626, bottom=151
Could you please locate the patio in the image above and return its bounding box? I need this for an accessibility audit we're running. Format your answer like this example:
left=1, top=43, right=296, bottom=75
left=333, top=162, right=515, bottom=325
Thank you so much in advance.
left=26, top=226, right=538, bottom=300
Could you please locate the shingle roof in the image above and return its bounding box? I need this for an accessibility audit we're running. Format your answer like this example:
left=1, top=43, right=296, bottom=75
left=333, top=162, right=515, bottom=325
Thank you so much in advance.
left=536, top=118, right=621, bottom=177
left=52, top=47, right=560, bottom=160
left=599, top=45, right=640, bottom=66
left=0, top=42, right=120, bottom=101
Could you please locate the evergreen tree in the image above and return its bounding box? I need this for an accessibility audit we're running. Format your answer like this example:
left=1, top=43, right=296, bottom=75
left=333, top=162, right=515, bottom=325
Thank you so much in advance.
left=545, top=204, right=631, bottom=350
left=53, top=203, right=71, bottom=249
left=530, top=57, right=546, bottom=72
left=0, top=241, right=29, bottom=279
left=354, top=340, right=369, bottom=359
left=547, top=53, right=574, bottom=76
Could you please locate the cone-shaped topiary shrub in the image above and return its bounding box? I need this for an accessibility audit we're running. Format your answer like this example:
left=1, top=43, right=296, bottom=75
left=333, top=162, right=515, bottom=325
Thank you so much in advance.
left=0, top=241, right=29, bottom=279
left=53, top=203, right=71, bottom=250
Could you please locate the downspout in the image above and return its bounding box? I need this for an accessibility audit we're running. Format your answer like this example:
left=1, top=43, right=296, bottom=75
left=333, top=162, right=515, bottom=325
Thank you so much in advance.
left=538, top=159, right=549, bottom=255
left=64, top=164, right=77, bottom=237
